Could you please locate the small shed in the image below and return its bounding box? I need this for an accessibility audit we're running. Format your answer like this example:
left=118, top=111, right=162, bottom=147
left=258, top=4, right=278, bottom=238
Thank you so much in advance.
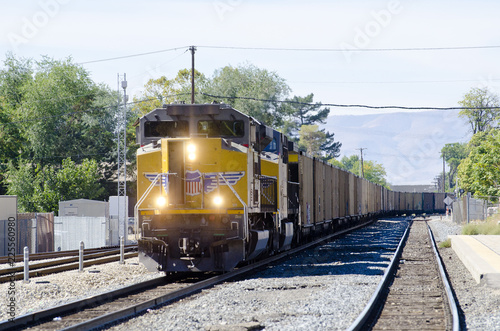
left=58, top=199, right=109, bottom=218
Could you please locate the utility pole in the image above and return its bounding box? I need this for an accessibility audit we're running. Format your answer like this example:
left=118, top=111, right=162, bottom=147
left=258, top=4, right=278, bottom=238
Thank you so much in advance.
left=356, top=148, right=366, bottom=178
left=442, top=153, right=446, bottom=193
left=190, top=46, right=196, bottom=104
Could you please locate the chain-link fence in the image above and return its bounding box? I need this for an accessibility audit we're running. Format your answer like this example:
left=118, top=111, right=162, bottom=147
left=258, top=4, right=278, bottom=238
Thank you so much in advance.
left=451, top=194, right=500, bottom=224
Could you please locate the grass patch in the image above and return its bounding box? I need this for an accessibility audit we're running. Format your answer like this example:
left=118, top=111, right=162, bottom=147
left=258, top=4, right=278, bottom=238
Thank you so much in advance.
left=439, top=238, right=452, bottom=248
left=462, top=217, right=500, bottom=235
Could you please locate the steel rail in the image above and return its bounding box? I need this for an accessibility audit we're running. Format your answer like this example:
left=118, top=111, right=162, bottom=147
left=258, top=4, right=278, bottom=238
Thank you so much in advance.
left=347, top=217, right=413, bottom=331
left=0, top=247, right=137, bottom=276
left=0, top=277, right=168, bottom=331
left=347, top=218, right=460, bottom=331
left=0, top=218, right=377, bottom=331
left=0, top=245, right=137, bottom=264
left=427, top=223, right=460, bottom=331
left=0, top=252, right=137, bottom=283
left=63, top=218, right=377, bottom=331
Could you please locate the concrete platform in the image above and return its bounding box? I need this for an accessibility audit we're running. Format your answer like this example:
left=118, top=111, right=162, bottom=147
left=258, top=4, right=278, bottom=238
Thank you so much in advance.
left=449, top=235, right=500, bottom=288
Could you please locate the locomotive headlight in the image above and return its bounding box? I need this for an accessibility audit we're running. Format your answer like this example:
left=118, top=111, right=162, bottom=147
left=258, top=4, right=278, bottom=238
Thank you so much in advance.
left=156, top=196, right=167, bottom=207
left=187, top=144, right=196, bottom=161
left=213, top=195, right=223, bottom=206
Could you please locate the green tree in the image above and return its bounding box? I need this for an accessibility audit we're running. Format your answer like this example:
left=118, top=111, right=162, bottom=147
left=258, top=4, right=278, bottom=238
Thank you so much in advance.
left=457, top=129, right=500, bottom=200
left=18, top=57, right=118, bottom=165
left=362, top=161, right=389, bottom=187
left=329, top=154, right=389, bottom=188
left=0, top=54, right=32, bottom=193
left=1, top=54, right=122, bottom=201
left=320, top=130, right=341, bottom=160
left=280, top=94, right=329, bottom=135
left=133, top=63, right=341, bottom=160
left=458, top=87, right=499, bottom=134
left=7, top=158, right=106, bottom=212
left=441, top=142, right=468, bottom=190
left=0, top=53, right=32, bottom=108
left=205, top=64, right=290, bottom=128
left=297, top=125, right=341, bottom=160
left=5, top=162, right=36, bottom=211
left=280, top=94, right=341, bottom=159
left=132, top=69, right=207, bottom=115
left=332, top=155, right=359, bottom=171
left=298, top=125, right=325, bottom=157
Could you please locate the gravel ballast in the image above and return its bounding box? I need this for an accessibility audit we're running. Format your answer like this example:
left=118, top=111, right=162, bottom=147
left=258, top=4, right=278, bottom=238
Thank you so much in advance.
left=1, top=216, right=499, bottom=330
left=0, top=257, right=163, bottom=322
left=110, top=218, right=410, bottom=330
left=429, top=216, right=500, bottom=331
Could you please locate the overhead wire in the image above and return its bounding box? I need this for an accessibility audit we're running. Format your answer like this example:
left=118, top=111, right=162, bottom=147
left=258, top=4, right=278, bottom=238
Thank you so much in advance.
left=290, top=79, right=500, bottom=85
left=200, top=92, right=500, bottom=110
left=77, top=46, right=190, bottom=65
left=2, top=91, right=499, bottom=129
left=72, top=44, right=500, bottom=65
left=198, top=45, right=500, bottom=52
left=0, top=94, right=191, bottom=127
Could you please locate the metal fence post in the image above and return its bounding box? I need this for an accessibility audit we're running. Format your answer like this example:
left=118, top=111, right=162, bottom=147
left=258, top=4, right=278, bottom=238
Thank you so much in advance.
left=23, top=246, right=29, bottom=283
left=120, top=236, right=125, bottom=264
left=79, top=241, right=84, bottom=272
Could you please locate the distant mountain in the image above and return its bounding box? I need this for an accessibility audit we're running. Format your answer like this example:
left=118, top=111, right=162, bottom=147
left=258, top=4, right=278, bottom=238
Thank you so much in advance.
left=324, top=110, right=470, bottom=185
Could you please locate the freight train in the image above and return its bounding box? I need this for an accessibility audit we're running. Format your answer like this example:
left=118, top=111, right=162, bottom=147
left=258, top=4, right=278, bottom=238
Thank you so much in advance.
left=134, top=103, right=446, bottom=273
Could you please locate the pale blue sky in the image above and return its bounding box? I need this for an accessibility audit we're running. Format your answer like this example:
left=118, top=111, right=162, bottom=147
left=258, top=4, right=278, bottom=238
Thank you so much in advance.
left=1, top=0, right=499, bottom=184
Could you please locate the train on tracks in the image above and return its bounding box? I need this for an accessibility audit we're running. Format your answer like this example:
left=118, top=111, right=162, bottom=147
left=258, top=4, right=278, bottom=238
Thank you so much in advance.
left=134, top=103, right=447, bottom=273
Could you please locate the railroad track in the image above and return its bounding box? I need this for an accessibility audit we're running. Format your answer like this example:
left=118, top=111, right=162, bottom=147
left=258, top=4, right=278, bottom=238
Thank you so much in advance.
left=349, top=217, right=459, bottom=330
left=0, top=245, right=137, bottom=264
left=0, top=246, right=138, bottom=283
left=1, top=219, right=375, bottom=331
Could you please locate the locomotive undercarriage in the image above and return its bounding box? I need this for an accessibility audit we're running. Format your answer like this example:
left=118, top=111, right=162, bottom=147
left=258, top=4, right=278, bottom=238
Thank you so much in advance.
left=139, top=213, right=247, bottom=272
left=138, top=211, right=294, bottom=272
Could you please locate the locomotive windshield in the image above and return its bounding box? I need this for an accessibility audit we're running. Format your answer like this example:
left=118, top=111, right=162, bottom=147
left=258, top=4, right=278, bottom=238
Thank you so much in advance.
left=144, top=121, right=189, bottom=138
left=197, top=120, right=244, bottom=137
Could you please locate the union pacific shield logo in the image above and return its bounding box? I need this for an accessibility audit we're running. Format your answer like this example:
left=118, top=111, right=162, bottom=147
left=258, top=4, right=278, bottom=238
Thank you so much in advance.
left=185, top=170, right=203, bottom=196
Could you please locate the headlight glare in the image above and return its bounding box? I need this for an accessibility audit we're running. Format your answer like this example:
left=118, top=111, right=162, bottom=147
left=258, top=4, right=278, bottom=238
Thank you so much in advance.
left=213, top=195, right=223, bottom=206
left=187, top=144, right=196, bottom=161
left=156, top=196, right=167, bottom=207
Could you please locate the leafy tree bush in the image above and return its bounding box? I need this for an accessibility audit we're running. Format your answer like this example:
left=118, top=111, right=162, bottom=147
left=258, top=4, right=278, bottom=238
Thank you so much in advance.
left=457, top=129, right=500, bottom=200
left=0, top=54, right=121, bottom=210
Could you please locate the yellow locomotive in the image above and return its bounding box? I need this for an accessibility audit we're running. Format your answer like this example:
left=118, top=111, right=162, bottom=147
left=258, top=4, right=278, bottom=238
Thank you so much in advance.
left=135, top=103, right=292, bottom=272
left=135, top=103, right=447, bottom=273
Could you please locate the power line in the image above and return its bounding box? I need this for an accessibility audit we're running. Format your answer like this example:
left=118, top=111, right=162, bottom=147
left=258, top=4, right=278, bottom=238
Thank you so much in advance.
left=2, top=91, right=499, bottom=129
left=73, top=44, right=500, bottom=66
left=290, top=78, right=500, bottom=85
left=1, top=151, right=112, bottom=163
left=0, top=95, right=494, bottom=129
left=77, top=46, right=190, bottom=65
left=198, top=45, right=500, bottom=52
left=200, top=92, right=500, bottom=110
left=0, top=94, right=190, bottom=128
